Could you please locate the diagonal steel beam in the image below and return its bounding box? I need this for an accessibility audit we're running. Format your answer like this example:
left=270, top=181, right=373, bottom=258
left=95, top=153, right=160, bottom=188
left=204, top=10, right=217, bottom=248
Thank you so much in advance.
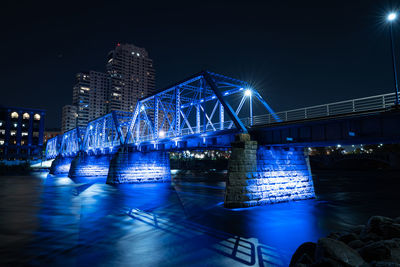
left=202, top=71, right=248, bottom=133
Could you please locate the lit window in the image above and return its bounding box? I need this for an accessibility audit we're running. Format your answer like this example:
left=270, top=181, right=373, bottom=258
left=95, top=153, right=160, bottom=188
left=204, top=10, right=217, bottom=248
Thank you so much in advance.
left=13, top=123, right=18, bottom=128
left=23, top=113, right=30, bottom=119
left=22, top=132, right=28, bottom=136
left=0, top=122, right=2, bottom=127
left=10, top=130, right=17, bottom=136
left=21, top=140, right=25, bottom=145
left=0, top=140, right=4, bottom=145
left=34, top=114, right=41, bottom=120
left=11, top=112, right=18, bottom=119
left=0, top=130, right=4, bottom=134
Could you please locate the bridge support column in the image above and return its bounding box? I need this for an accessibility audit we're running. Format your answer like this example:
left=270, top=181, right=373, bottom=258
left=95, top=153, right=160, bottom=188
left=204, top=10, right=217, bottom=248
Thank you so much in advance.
left=49, top=155, right=74, bottom=175
left=107, top=149, right=171, bottom=184
left=224, top=134, right=315, bottom=208
left=68, top=153, right=113, bottom=178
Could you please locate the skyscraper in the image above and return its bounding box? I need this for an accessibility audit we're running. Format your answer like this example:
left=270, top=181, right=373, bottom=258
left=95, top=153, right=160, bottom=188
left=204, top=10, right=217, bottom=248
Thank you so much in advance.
left=61, top=105, right=77, bottom=133
left=61, top=43, right=155, bottom=130
left=106, top=43, right=155, bottom=112
left=72, top=71, right=109, bottom=127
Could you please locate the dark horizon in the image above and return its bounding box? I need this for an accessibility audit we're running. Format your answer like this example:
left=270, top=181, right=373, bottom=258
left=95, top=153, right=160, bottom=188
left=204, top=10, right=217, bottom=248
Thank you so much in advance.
left=1, top=0, right=399, bottom=128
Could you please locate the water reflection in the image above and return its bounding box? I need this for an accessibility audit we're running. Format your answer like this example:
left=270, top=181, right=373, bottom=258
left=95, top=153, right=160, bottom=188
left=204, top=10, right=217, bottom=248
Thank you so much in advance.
left=0, top=170, right=399, bottom=266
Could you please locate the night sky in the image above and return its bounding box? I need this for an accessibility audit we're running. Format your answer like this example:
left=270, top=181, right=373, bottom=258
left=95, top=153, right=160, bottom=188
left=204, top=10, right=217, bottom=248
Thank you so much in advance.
left=1, top=0, right=399, bottom=128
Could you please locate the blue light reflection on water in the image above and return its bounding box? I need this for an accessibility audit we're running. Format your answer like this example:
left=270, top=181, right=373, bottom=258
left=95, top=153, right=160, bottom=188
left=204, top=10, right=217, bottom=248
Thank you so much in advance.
left=1, top=171, right=400, bottom=266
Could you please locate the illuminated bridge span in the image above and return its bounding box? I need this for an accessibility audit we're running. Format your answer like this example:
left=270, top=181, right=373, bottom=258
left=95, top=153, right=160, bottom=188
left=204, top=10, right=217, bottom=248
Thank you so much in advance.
left=46, top=71, right=400, bottom=208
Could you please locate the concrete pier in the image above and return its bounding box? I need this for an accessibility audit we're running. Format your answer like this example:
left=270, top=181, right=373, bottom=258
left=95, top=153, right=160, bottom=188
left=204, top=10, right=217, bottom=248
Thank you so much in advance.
left=107, top=149, right=171, bottom=184
left=224, top=134, right=315, bottom=208
left=68, top=153, right=113, bottom=178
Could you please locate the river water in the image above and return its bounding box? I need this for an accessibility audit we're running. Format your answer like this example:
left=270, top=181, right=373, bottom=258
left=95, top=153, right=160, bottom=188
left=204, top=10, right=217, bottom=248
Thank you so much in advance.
left=0, top=170, right=399, bottom=266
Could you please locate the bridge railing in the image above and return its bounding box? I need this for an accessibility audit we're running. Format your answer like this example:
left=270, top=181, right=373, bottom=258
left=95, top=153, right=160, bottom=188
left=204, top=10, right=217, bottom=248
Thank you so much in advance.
left=250, top=92, right=397, bottom=125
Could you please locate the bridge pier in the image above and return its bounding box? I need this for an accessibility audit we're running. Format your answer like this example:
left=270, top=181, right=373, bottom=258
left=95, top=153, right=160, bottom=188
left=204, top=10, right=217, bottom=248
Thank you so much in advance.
left=107, top=148, right=171, bottom=184
left=68, top=152, right=113, bottom=178
left=224, top=134, right=315, bottom=208
left=49, top=155, right=74, bottom=175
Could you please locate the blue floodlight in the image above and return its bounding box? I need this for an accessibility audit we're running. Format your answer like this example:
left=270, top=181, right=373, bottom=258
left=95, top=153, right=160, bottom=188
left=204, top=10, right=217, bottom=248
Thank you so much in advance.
left=388, top=12, right=397, bottom=21
left=244, top=89, right=252, bottom=96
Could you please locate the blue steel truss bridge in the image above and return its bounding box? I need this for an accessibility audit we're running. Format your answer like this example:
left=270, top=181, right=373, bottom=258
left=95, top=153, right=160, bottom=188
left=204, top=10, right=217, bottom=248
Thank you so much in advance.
left=46, top=70, right=400, bottom=208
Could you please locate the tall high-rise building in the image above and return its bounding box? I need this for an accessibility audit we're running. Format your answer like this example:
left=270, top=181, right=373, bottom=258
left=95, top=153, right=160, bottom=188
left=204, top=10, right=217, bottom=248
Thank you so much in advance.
left=72, top=71, right=109, bottom=127
left=61, top=105, right=77, bottom=133
left=106, top=43, right=155, bottom=112
left=61, top=43, right=155, bottom=130
left=72, top=73, right=90, bottom=127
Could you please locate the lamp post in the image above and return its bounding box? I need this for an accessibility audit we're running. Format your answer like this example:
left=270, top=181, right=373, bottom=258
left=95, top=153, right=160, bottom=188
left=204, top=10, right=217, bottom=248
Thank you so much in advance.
left=388, top=12, right=399, bottom=105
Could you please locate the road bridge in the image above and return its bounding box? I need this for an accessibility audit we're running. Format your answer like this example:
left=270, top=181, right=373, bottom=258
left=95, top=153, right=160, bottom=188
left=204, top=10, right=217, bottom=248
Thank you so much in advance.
left=46, top=71, right=400, bottom=208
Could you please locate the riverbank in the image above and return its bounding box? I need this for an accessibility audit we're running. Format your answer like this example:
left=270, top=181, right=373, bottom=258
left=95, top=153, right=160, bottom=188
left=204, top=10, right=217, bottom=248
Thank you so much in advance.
left=290, top=215, right=400, bottom=266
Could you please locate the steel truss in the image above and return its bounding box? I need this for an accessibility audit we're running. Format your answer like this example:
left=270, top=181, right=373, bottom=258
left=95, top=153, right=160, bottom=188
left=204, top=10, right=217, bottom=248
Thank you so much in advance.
left=125, top=71, right=278, bottom=145
left=45, top=135, right=62, bottom=159
left=82, top=110, right=132, bottom=155
left=59, top=127, right=86, bottom=157
left=45, top=71, right=278, bottom=158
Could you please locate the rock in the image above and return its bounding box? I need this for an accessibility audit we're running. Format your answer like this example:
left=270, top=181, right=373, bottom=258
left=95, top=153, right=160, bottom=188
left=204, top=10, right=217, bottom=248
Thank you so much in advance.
left=381, top=223, right=400, bottom=240
left=371, top=261, right=400, bottom=267
left=360, top=232, right=383, bottom=242
left=365, top=216, right=394, bottom=235
left=339, top=233, right=359, bottom=244
left=315, top=238, right=365, bottom=267
left=327, top=232, right=341, bottom=240
left=361, top=216, right=400, bottom=240
left=296, top=253, right=314, bottom=265
left=351, top=225, right=366, bottom=235
left=311, top=257, right=343, bottom=267
left=289, top=242, right=316, bottom=267
left=348, top=240, right=365, bottom=249
left=359, top=241, right=391, bottom=262
left=383, top=240, right=400, bottom=263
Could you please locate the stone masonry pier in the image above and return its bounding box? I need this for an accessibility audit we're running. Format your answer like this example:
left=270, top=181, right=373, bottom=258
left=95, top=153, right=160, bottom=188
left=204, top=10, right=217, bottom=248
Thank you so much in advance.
left=49, top=155, right=74, bottom=175
left=68, top=153, right=113, bottom=178
left=224, top=134, right=315, bottom=208
left=106, top=149, right=171, bottom=184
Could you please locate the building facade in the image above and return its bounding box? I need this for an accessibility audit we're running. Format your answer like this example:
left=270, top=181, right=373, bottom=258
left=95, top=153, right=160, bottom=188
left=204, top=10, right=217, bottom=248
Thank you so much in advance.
left=72, top=71, right=109, bottom=127
left=61, top=105, right=77, bottom=133
left=44, top=128, right=61, bottom=144
left=106, top=43, right=155, bottom=112
left=0, top=106, right=45, bottom=161
left=61, top=43, right=155, bottom=130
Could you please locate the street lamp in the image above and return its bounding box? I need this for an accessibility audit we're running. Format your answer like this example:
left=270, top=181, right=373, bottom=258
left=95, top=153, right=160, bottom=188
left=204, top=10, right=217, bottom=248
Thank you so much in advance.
left=387, top=12, right=399, bottom=105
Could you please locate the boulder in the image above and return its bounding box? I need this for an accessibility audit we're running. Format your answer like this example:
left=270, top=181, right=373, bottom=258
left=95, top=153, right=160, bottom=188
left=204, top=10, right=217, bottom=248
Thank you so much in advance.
left=381, top=223, right=400, bottom=240
left=351, top=225, right=366, bottom=235
left=365, top=216, right=394, bottom=235
left=315, top=238, right=365, bottom=266
left=359, top=241, right=391, bottom=262
left=348, top=240, right=365, bottom=249
left=311, top=257, right=343, bottom=267
left=289, top=242, right=316, bottom=267
left=371, top=261, right=400, bottom=267
left=339, top=233, right=359, bottom=244
left=327, top=232, right=341, bottom=240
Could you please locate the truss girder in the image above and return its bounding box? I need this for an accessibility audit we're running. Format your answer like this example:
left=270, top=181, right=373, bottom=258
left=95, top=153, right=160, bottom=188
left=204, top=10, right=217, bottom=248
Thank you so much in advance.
left=46, top=71, right=279, bottom=159
left=124, top=71, right=278, bottom=145
left=82, top=110, right=132, bottom=154
left=45, top=135, right=62, bottom=159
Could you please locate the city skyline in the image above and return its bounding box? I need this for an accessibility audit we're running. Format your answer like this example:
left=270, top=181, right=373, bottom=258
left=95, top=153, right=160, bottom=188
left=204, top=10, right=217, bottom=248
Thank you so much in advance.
left=1, top=0, right=399, bottom=128
left=62, top=43, right=155, bottom=132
